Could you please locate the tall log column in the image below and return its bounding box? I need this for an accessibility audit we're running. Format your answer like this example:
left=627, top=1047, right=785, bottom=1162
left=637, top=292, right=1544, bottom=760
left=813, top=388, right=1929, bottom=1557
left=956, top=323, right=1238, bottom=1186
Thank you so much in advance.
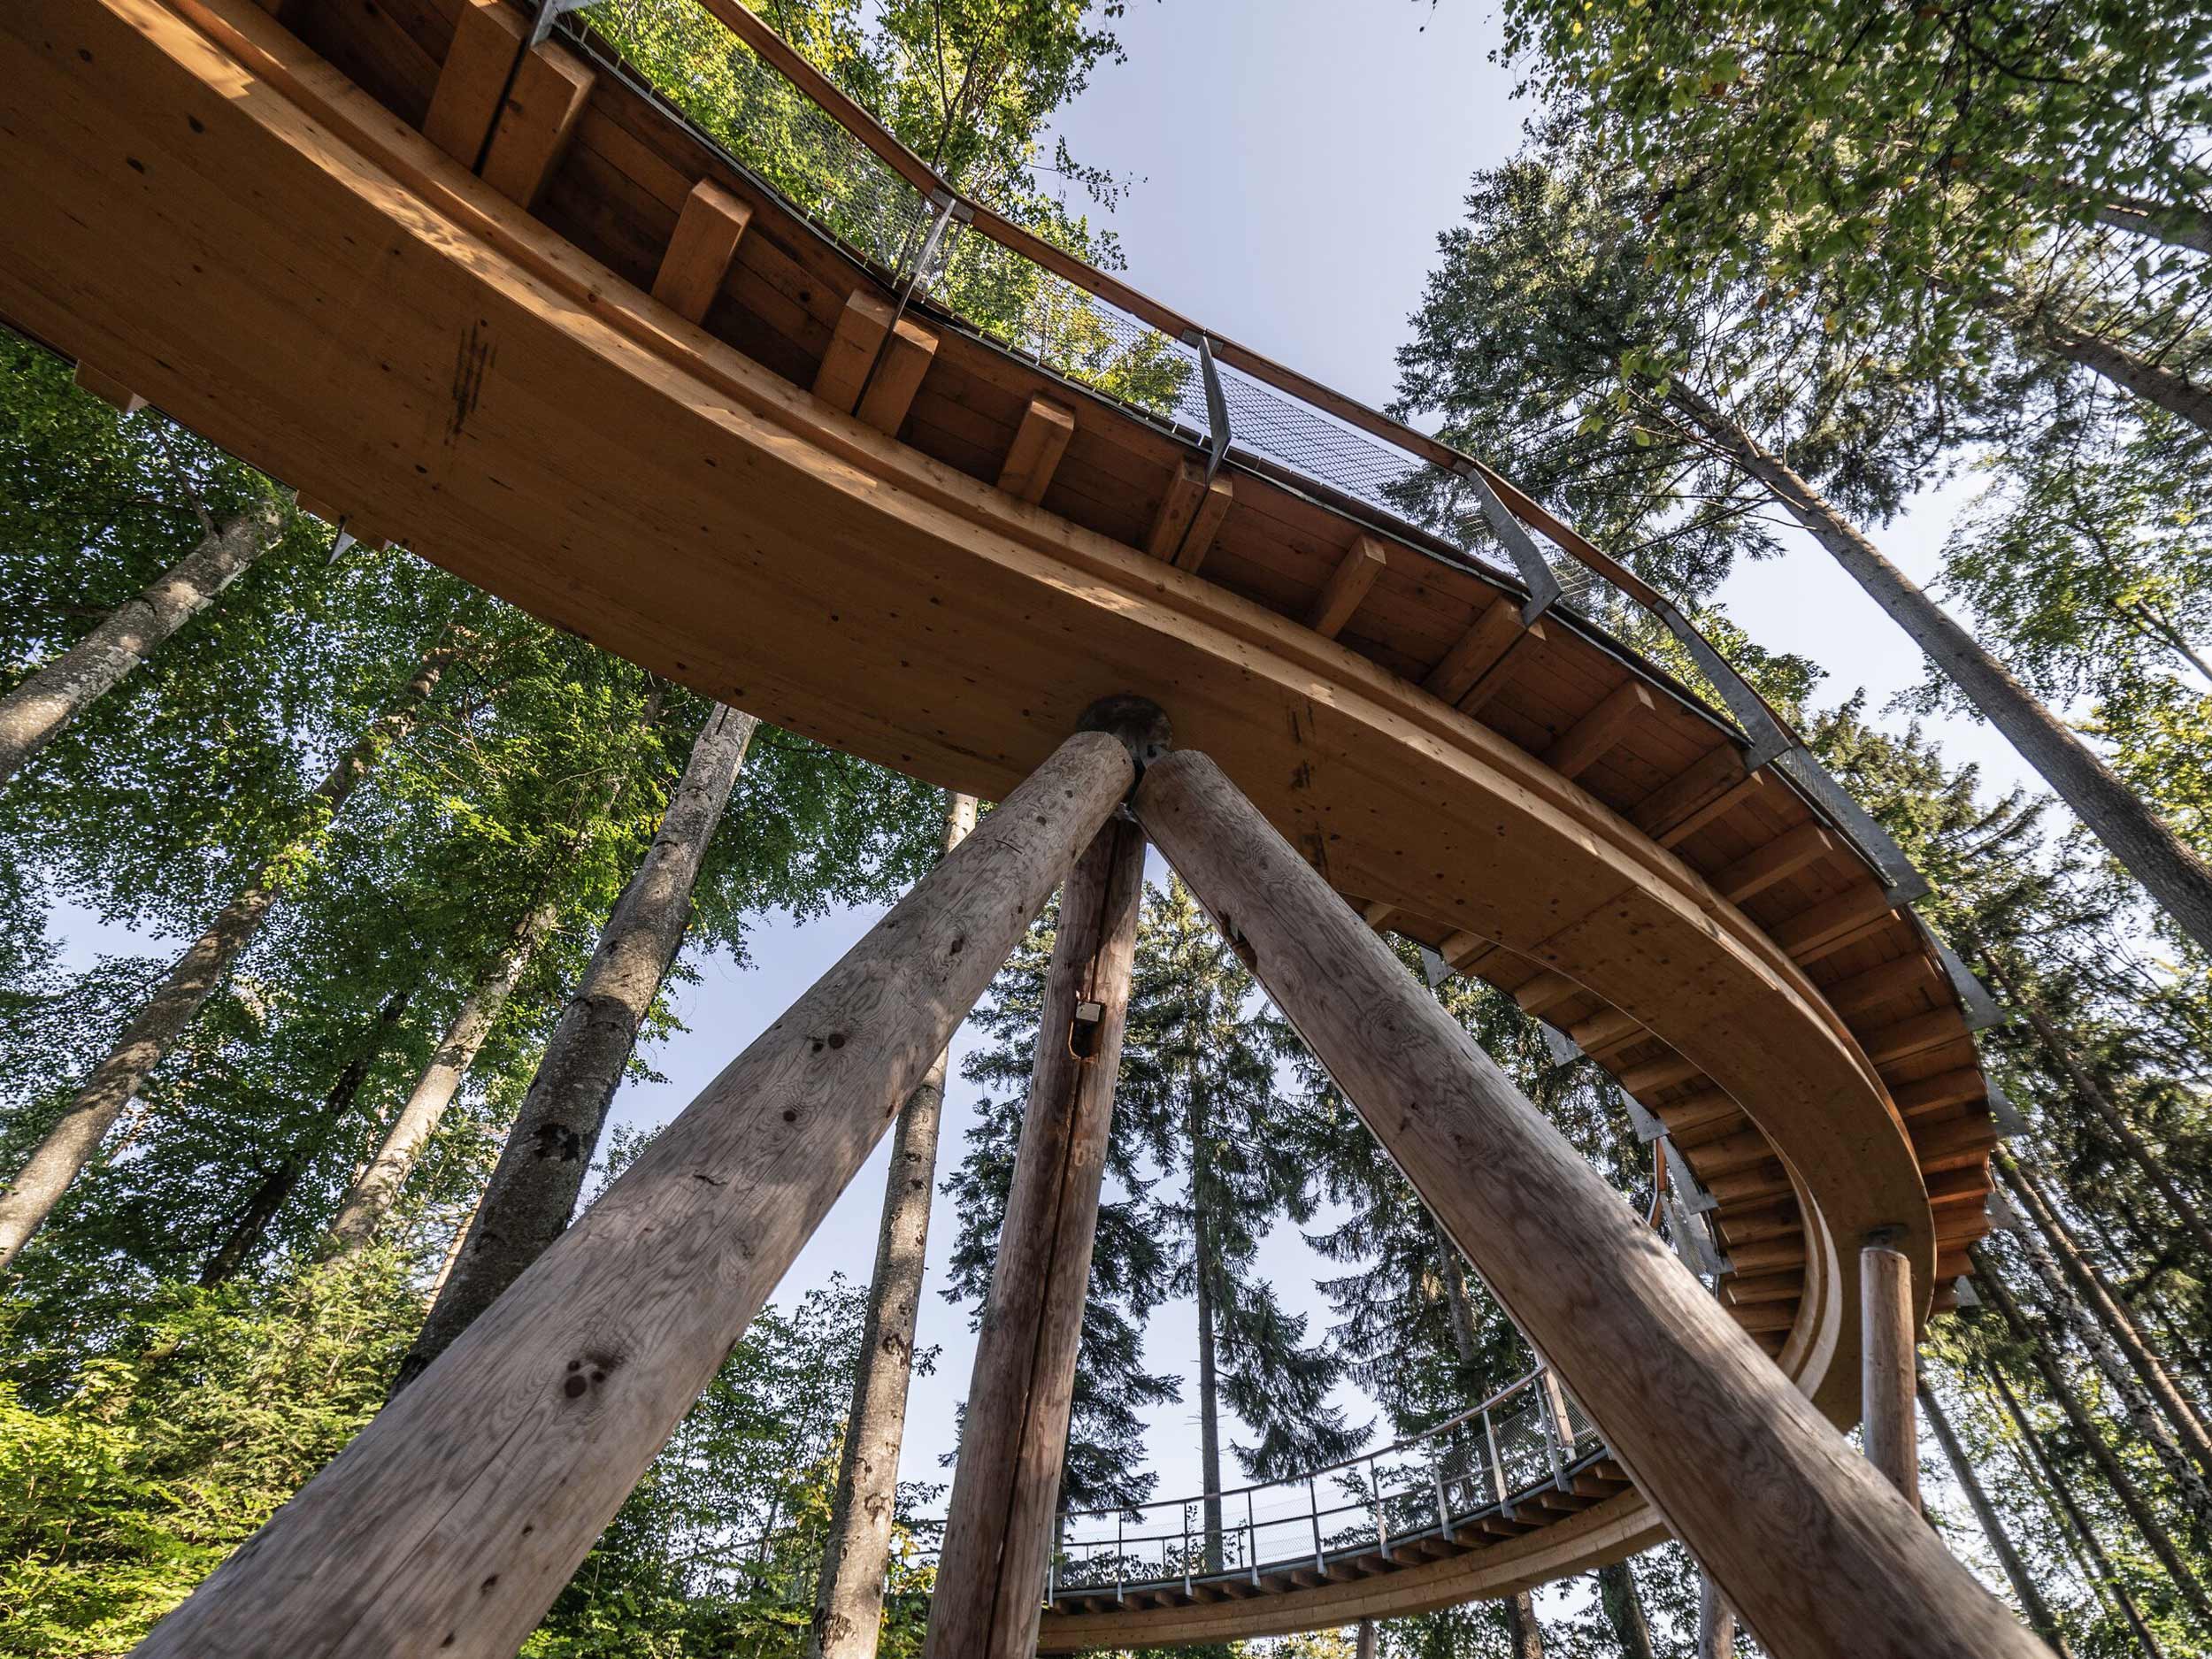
left=922, top=806, right=1150, bottom=1659
left=1131, top=749, right=2045, bottom=1659
left=1861, top=1229, right=1921, bottom=1509
left=130, top=722, right=1139, bottom=1659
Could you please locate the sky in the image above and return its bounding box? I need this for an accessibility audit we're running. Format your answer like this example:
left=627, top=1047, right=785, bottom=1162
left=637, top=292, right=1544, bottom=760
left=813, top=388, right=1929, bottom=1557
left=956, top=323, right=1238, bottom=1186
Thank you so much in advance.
left=41, top=0, right=2057, bottom=1601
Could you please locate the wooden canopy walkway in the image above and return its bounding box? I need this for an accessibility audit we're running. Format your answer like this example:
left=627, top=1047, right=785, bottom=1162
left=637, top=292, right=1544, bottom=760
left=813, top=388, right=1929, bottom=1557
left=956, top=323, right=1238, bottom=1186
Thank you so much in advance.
left=0, top=0, right=2015, bottom=1649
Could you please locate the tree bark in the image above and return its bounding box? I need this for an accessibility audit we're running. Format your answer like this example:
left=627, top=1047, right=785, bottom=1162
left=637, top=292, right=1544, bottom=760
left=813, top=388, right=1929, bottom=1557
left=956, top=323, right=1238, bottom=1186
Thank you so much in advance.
left=1671, top=382, right=2212, bottom=956
left=1133, top=748, right=2050, bottom=1659
left=1998, top=1149, right=2212, bottom=1478
left=319, top=893, right=560, bottom=1258
left=806, top=790, right=976, bottom=1659
left=1985, top=1361, right=2166, bottom=1659
left=1504, top=1585, right=1548, bottom=1659
left=128, top=726, right=1133, bottom=1659
left=920, top=813, right=1147, bottom=1659
left=1697, top=1571, right=1736, bottom=1659
left=394, top=706, right=762, bottom=1391
left=1597, top=1560, right=1658, bottom=1659
left=1972, top=1249, right=2212, bottom=1624
left=1356, top=1617, right=1378, bottom=1659
left=1862, top=1233, right=1922, bottom=1510
left=199, top=986, right=415, bottom=1286
left=0, top=634, right=460, bottom=1268
left=2008, top=301, right=2212, bottom=434
left=1976, top=945, right=2212, bottom=1264
left=1917, top=1375, right=2075, bottom=1657
left=0, top=497, right=285, bottom=787
left=2093, top=194, right=2212, bottom=257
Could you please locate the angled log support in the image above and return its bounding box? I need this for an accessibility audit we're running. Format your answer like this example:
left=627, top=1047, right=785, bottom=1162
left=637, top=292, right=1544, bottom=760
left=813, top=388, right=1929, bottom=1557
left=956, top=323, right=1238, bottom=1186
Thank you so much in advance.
left=480, top=39, right=594, bottom=210
left=1146, top=457, right=1233, bottom=572
left=129, top=726, right=1138, bottom=1659
left=999, top=395, right=1077, bottom=504
left=1861, top=1230, right=1920, bottom=1512
left=925, top=805, right=1150, bottom=1659
left=1130, top=748, right=2045, bottom=1659
left=650, top=179, right=751, bottom=325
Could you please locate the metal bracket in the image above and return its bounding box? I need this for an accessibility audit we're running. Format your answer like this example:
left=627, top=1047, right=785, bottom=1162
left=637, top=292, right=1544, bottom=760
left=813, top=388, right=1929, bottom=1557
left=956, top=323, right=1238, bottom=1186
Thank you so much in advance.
left=1418, top=945, right=1452, bottom=989
left=1987, top=1187, right=2025, bottom=1233
left=1620, top=1088, right=1668, bottom=1145
left=528, top=0, right=588, bottom=47
left=1910, top=918, right=2003, bottom=1031
left=1985, top=1075, right=2029, bottom=1139
left=1664, top=1187, right=1731, bottom=1277
left=1771, top=746, right=1931, bottom=906
left=1951, top=1275, right=1983, bottom=1310
left=1664, top=1136, right=1721, bottom=1215
left=1650, top=599, right=1791, bottom=773
left=1185, top=332, right=1232, bottom=482
left=1458, top=465, right=1563, bottom=625
left=1540, top=1021, right=1581, bottom=1067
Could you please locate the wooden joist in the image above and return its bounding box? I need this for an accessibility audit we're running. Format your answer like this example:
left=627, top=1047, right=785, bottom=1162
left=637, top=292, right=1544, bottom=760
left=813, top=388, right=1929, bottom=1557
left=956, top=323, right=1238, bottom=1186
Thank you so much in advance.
left=1628, top=744, right=1762, bottom=846
left=1459, top=618, right=1548, bottom=718
left=1721, top=1270, right=1806, bottom=1307
left=1424, top=597, right=1522, bottom=705
left=1891, top=1067, right=1986, bottom=1118
left=73, top=360, right=144, bottom=414
left=1725, top=1234, right=1808, bottom=1274
left=998, top=396, right=1077, bottom=504
left=1144, top=458, right=1233, bottom=572
left=1569, top=1004, right=1642, bottom=1056
left=1864, top=1009, right=1964, bottom=1068
left=1542, top=680, right=1653, bottom=781
left=855, top=318, right=938, bottom=436
left=1910, top=1111, right=1999, bottom=1175
left=1822, top=951, right=1942, bottom=1018
left=422, top=0, right=527, bottom=168
left=1687, top=1127, right=1778, bottom=1180
left=1705, top=1160, right=1793, bottom=1207
left=1770, top=886, right=1899, bottom=963
left=650, top=179, right=752, bottom=325
left=1619, top=1051, right=1701, bottom=1095
left=1655, top=1087, right=1740, bottom=1141
left=480, top=39, right=594, bottom=210
left=813, top=289, right=896, bottom=413
left=1306, top=534, right=1388, bottom=639
left=1512, top=970, right=1578, bottom=1018
left=1714, top=824, right=1835, bottom=906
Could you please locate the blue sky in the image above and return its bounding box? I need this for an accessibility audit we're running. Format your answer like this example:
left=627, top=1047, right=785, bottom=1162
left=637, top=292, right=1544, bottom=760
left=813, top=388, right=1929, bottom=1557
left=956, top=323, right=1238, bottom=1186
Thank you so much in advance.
left=46, top=0, right=2051, bottom=1585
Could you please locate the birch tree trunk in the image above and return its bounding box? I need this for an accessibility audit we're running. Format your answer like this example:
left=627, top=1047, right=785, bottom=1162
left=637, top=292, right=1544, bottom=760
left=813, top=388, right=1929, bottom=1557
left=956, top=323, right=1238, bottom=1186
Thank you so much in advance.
left=1597, top=1560, right=1659, bottom=1659
left=1918, top=1375, right=2076, bottom=1657
left=319, top=895, right=560, bottom=1258
left=2006, top=301, right=2212, bottom=434
left=1998, top=1150, right=2212, bottom=1475
left=0, top=634, right=460, bottom=1267
left=1975, top=945, right=2212, bottom=1263
left=1670, top=383, right=2212, bottom=955
left=199, top=986, right=415, bottom=1285
left=394, top=706, right=763, bottom=1393
left=0, top=497, right=285, bottom=787
left=806, top=789, right=976, bottom=1659
left=1972, top=1249, right=2212, bottom=1624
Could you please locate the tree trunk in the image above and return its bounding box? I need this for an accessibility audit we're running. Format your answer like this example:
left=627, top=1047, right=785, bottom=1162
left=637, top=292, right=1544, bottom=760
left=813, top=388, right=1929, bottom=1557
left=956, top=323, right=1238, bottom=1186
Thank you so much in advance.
left=1972, top=1250, right=2212, bottom=1624
left=393, top=706, right=762, bottom=1392
left=1192, top=1102, right=1225, bottom=1575
left=1985, top=1361, right=2166, bottom=1659
left=1998, top=1149, right=2212, bottom=1478
left=1976, top=945, right=2212, bottom=1263
left=319, top=893, right=560, bottom=1258
left=1504, top=1586, right=1548, bottom=1659
left=1697, top=1571, right=1736, bottom=1659
left=1918, top=1375, right=2075, bottom=1656
left=807, top=790, right=977, bottom=1659
left=1431, top=1210, right=1482, bottom=1374
left=2094, top=194, right=2212, bottom=257
left=0, top=634, right=460, bottom=1267
left=199, top=986, right=415, bottom=1286
left=1994, top=1196, right=2212, bottom=1533
left=1671, top=382, right=2212, bottom=955
left=1596, top=1560, right=1658, bottom=1659
left=0, top=497, right=285, bottom=787
left=2008, top=300, right=2212, bottom=434
left=1356, top=1617, right=1378, bottom=1659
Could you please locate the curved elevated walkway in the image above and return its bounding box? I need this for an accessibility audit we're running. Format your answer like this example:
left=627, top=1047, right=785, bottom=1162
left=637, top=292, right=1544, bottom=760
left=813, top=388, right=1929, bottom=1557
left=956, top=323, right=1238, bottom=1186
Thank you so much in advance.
left=0, top=0, right=1999, bottom=1637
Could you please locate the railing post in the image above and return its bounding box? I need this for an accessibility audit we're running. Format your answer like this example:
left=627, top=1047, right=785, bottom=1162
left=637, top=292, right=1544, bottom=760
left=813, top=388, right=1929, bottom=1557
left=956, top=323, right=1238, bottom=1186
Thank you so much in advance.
left=1129, top=749, right=2049, bottom=1659
left=923, top=700, right=1164, bottom=1659
left=1248, top=1489, right=1260, bottom=1585
left=132, top=726, right=1141, bottom=1659
left=1115, top=1511, right=1125, bottom=1604
left=1182, top=1503, right=1193, bottom=1596
left=1373, top=1455, right=1389, bottom=1560
left=1432, top=1448, right=1451, bottom=1540
left=1536, top=1369, right=1571, bottom=1491
left=1309, top=1474, right=1324, bottom=1572
left=1483, top=1405, right=1509, bottom=1515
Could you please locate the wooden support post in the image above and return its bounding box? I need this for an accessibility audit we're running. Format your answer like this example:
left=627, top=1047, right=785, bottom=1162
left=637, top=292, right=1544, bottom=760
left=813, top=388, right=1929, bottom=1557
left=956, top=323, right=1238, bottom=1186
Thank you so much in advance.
left=129, top=726, right=1139, bottom=1659
left=813, top=290, right=895, bottom=415
left=1129, top=749, right=2046, bottom=1659
left=480, top=39, right=594, bottom=210
left=73, top=360, right=144, bottom=414
left=421, top=0, right=528, bottom=169
left=650, top=179, right=751, bottom=325
left=1867, top=1230, right=1920, bottom=1513
left=1306, top=534, right=1387, bottom=639
left=922, top=810, right=1149, bottom=1659
left=1542, top=680, right=1652, bottom=780
left=998, top=396, right=1077, bottom=505
left=1145, top=457, right=1233, bottom=572
left=855, top=317, right=938, bottom=436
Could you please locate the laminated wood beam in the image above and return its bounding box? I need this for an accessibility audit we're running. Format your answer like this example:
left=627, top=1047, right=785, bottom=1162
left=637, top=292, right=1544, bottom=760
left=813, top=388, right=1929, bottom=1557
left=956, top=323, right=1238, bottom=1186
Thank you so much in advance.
left=1541, top=680, right=1653, bottom=781
left=73, top=360, right=144, bottom=414
left=1823, top=952, right=1942, bottom=1018
left=855, top=316, right=938, bottom=436
left=1715, top=824, right=1836, bottom=906
left=998, top=395, right=1076, bottom=504
left=1424, top=597, right=1523, bottom=706
left=1130, top=750, right=2041, bottom=1659
left=812, top=288, right=896, bottom=414
left=1306, top=534, right=1388, bottom=640
left=478, top=39, right=593, bottom=211
left=649, top=179, right=751, bottom=325
left=1144, top=457, right=1233, bottom=572
left=421, top=0, right=527, bottom=169
left=131, top=729, right=1135, bottom=1659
